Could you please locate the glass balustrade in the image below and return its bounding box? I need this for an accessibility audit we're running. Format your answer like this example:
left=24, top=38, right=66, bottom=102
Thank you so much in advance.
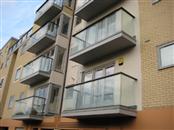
left=13, top=96, right=45, bottom=118
left=63, top=73, right=137, bottom=112
left=35, top=0, right=63, bottom=21
left=30, top=22, right=57, bottom=47
left=21, top=56, right=52, bottom=80
left=71, top=9, right=135, bottom=55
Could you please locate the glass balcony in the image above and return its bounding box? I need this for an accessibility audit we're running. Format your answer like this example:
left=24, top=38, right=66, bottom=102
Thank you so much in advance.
left=13, top=96, right=45, bottom=121
left=20, top=56, right=52, bottom=86
left=35, top=0, right=63, bottom=26
left=70, top=8, right=136, bottom=64
left=27, top=22, right=58, bottom=54
left=34, top=84, right=60, bottom=115
left=62, top=72, right=137, bottom=118
left=75, top=0, right=121, bottom=21
left=8, top=29, right=32, bottom=54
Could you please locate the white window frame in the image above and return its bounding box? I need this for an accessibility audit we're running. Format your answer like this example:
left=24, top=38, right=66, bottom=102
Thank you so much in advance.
left=158, top=42, right=174, bottom=69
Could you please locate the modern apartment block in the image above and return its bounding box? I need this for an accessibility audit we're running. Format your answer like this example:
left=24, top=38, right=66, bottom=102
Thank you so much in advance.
left=0, top=0, right=75, bottom=129
left=60, top=0, right=174, bottom=129
left=0, top=0, right=174, bottom=130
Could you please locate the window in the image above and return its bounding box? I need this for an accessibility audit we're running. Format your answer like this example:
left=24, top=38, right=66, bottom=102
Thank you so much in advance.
left=64, top=0, right=72, bottom=7
left=65, top=87, right=74, bottom=99
left=82, top=64, right=115, bottom=81
left=8, top=96, right=15, bottom=109
left=44, top=48, right=55, bottom=58
left=0, top=127, right=8, bottom=130
left=48, top=86, right=59, bottom=113
left=0, top=78, right=4, bottom=88
left=61, top=15, right=70, bottom=36
left=19, top=92, right=25, bottom=99
left=55, top=46, right=65, bottom=72
left=50, top=87, right=59, bottom=103
left=5, top=58, right=10, bottom=67
left=15, top=128, right=24, bottom=130
left=75, top=17, right=81, bottom=26
left=35, top=86, right=48, bottom=98
left=95, top=69, right=104, bottom=79
left=80, top=64, right=115, bottom=107
left=106, top=66, right=115, bottom=76
left=15, top=68, right=21, bottom=80
left=159, top=43, right=174, bottom=68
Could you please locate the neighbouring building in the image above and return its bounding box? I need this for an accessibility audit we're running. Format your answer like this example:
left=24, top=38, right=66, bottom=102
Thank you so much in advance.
left=0, top=37, right=18, bottom=118
left=0, top=0, right=75, bottom=129
left=0, top=0, right=174, bottom=130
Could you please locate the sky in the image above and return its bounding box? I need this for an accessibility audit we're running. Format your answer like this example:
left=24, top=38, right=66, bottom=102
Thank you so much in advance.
left=0, top=0, right=44, bottom=49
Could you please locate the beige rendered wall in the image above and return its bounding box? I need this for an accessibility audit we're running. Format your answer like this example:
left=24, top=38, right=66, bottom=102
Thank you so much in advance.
left=65, top=0, right=142, bottom=110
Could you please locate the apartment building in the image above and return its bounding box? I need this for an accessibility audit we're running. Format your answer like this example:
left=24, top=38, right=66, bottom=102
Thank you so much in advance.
left=60, top=0, right=174, bottom=130
left=0, top=37, right=18, bottom=119
left=0, top=0, right=75, bottom=130
left=0, top=0, right=174, bottom=130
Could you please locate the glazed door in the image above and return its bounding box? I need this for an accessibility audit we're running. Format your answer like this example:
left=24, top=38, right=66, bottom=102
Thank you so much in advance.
left=80, top=72, right=93, bottom=108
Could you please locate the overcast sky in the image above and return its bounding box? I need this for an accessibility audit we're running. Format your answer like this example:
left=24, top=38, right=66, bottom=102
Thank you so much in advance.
left=0, top=0, right=44, bottom=49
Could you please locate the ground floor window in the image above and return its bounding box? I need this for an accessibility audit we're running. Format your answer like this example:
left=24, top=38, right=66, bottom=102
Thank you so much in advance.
left=0, top=127, right=8, bottom=130
left=15, top=128, right=24, bottom=130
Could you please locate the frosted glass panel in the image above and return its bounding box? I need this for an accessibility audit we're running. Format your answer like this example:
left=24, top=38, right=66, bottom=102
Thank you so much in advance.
left=86, top=24, right=97, bottom=46
left=14, top=96, right=45, bottom=117
left=71, top=9, right=135, bottom=55
left=35, top=0, right=63, bottom=20
left=22, top=56, right=52, bottom=79
left=108, top=13, right=117, bottom=36
left=63, top=73, right=137, bottom=111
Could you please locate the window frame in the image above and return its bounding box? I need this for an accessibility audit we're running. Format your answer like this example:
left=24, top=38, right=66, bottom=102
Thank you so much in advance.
left=15, top=67, right=21, bottom=81
left=19, top=92, right=25, bottom=99
left=8, top=96, right=15, bottom=109
left=54, top=46, right=66, bottom=73
left=64, top=0, right=73, bottom=8
left=158, top=42, right=174, bottom=70
left=0, top=78, right=4, bottom=88
left=15, top=127, right=24, bottom=130
left=60, top=14, right=71, bottom=37
left=75, top=16, right=82, bottom=26
left=82, top=62, right=115, bottom=82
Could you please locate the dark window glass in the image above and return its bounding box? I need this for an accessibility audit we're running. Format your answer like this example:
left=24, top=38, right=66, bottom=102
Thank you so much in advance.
left=75, top=17, right=81, bottom=26
left=56, top=46, right=65, bottom=72
left=61, top=15, right=70, bottom=36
